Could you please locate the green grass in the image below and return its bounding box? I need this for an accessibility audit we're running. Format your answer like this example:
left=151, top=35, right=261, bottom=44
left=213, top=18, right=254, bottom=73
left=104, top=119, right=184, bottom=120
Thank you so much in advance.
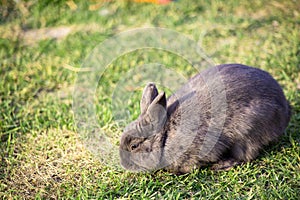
left=1, top=0, right=300, bottom=199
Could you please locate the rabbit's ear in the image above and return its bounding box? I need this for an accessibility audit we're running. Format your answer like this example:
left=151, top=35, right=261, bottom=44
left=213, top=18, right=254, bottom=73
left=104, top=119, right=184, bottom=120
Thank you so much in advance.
left=147, top=92, right=167, bottom=129
left=140, top=83, right=159, bottom=114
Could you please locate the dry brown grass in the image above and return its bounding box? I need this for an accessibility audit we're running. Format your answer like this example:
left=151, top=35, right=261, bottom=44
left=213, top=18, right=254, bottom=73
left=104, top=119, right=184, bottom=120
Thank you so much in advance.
left=1, top=129, right=101, bottom=199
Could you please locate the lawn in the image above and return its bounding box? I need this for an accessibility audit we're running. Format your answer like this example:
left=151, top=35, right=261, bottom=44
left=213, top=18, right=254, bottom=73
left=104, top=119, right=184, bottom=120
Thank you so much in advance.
left=0, top=0, right=300, bottom=199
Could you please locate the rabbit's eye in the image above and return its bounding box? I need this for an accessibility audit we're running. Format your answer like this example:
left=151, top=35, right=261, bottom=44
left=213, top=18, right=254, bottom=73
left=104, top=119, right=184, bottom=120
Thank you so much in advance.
left=130, top=143, right=139, bottom=151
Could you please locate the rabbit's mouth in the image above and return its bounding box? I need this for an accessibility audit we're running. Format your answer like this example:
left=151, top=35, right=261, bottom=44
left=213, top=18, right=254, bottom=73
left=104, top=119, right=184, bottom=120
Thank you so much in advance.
left=119, top=149, right=162, bottom=172
left=119, top=149, right=148, bottom=172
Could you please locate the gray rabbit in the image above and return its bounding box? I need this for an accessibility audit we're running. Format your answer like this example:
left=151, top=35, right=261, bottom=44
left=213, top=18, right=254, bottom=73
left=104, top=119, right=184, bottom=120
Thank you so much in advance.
left=119, top=64, right=291, bottom=174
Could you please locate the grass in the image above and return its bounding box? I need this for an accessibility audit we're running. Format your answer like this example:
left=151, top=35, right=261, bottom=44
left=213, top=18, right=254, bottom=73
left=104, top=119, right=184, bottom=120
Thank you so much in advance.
left=1, top=0, right=300, bottom=199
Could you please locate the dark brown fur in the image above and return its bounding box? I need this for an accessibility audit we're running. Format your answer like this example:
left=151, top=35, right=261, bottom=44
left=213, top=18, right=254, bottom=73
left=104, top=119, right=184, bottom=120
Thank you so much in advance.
left=119, top=64, right=291, bottom=174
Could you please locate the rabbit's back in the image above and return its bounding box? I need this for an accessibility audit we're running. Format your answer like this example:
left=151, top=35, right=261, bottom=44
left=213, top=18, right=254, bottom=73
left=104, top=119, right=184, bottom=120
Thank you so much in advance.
left=218, top=64, right=290, bottom=128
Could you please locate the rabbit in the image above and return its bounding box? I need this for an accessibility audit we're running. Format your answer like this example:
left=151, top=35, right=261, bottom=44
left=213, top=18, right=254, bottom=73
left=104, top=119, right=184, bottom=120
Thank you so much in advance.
left=119, top=64, right=291, bottom=174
